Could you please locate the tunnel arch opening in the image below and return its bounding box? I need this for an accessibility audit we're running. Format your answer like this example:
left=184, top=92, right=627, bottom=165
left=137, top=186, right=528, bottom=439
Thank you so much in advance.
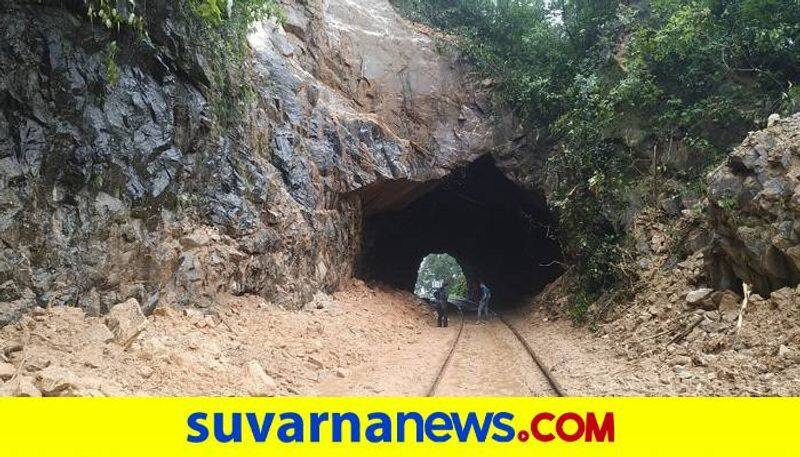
left=414, top=253, right=469, bottom=300
left=356, top=155, right=563, bottom=308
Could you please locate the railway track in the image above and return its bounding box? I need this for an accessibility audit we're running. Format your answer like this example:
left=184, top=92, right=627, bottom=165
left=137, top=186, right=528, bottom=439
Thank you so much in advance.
left=426, top=312, right=566, bottom=397
left=426, top=311, right=465, bottom=397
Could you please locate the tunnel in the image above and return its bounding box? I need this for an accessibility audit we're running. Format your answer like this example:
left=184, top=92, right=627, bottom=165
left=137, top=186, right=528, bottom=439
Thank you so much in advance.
left=355, top=155, right=563, bottom=308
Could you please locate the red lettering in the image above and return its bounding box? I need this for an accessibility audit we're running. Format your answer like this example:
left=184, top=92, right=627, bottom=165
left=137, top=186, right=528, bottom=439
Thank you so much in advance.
left=555, top=412, right=585, bottom=442
left=585, top=412, right=615, bottom=442
left=530, top=412, right=555, bottom=442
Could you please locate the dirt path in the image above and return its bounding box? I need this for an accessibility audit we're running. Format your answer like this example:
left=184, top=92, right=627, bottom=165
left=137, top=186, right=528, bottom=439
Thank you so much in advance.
left=505, top=307, right=664, bottom=396
left=432, top=316, right=555, bottom=396
left=318, top=313, right=558, bottom=397
left=313, top=320, right=455, bottom=396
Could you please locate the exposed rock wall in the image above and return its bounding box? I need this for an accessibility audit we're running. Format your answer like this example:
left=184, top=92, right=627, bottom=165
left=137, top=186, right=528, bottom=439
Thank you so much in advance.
left=707, top=114, right=800, bottom=295
left=0, top=0, right=533, bottom=324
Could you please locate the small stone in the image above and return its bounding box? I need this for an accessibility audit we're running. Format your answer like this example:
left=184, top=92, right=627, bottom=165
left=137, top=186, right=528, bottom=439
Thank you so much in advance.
left=0, top=362, right=15, bottom=381
left=24, top=355, right=51, bottom=372
left=105, top=298, right=147, bottom=347
left=650, top=233, right=668, bottom=254
left=778, top=345, right=792, bottom=358
left=767, top=113, right=781, bottom=127
left=671, top=355, right=692, bottom=366
left=676, top=370, right=693, bottom=380
left=686, top=288, right=713, bottom=305
left=78, top=346, right=104, bottom=369
left=2, top=342, right=23, bottom=357
left=692, top=354, right=709, bottom=367
left=85, top=322, right=115, bottom=345
left=716, top=292, right=742, bottom=322
left=180, top=231, right=212, bottom=249
left=152, top=306, right=178, bottom=318
left=307, top=356, right=324, bottom=369
left=139, top=366, right=154, bottom=379
left=31, top=307, right=46, bottom=316
left=245, top=360, right=278, bottom=397
left=35, top=366, right=79, bottom=396
left=0, top=376, right=41, bottom=397
left=335, top=368, right=348, bottom=378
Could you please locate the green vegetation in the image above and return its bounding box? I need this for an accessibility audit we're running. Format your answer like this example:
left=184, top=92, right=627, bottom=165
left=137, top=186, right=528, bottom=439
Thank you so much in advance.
left=67, top=0, right=282, bottom=128
left=85, top=0, right=147, bottom=36
left=415, top=254, right=469, bottom=300
left=103, top=41, right=120, bottom=86
left=393, top=0, right=800, bottom=317
left=186, top=0, right=284, bottom=130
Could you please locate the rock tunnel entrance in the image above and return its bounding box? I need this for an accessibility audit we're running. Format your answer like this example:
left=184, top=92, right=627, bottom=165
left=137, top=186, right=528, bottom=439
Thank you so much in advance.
left=356, top=156, right=563, bottom=308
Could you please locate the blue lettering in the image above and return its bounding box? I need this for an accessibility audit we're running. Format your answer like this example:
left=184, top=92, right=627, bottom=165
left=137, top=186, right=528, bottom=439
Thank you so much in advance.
left=397, top=412, right=425, bottom=442
left=213, top=413, right=242, bottom=443
left=310, top=412, right=329, bottom=442
left=332, top=412, right=361, bottom=442
left=425, top=412, right=453, bottom=443
left=186, top=412, right=208, bottom=443
left=278, top=413, right=304, bottom=442
left=246, top=413, right=275, bottom=442
left=365, top=413, right=392, bottom=443
left=491, top=412, right=515, bottom=442
left=452, top=412, right=494, bottom=442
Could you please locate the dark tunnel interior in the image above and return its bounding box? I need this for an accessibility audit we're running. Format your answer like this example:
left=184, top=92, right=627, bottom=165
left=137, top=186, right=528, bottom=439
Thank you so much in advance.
left=356, top=155, right=563, bottom=308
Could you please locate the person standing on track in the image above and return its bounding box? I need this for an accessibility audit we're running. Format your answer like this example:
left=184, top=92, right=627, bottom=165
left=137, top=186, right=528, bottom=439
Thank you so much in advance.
left=433, top=283, right=450, bottom=328
left=478, top=282, right=491, bottom=319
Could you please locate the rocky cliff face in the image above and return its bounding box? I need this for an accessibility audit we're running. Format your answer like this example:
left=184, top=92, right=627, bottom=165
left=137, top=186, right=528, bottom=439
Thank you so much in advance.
left=707, top=114, right=800, bottom=296
left=0, top=0, right=533, bottom=324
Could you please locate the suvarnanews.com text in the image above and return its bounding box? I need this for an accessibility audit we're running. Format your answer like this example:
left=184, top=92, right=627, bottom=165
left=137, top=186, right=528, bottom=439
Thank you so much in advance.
left=187, top=410, right=615, bottom=444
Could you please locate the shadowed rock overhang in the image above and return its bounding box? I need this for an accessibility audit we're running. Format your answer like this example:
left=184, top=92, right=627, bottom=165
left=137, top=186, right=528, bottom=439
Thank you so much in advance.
left=356, top=155, right=562, bottom=307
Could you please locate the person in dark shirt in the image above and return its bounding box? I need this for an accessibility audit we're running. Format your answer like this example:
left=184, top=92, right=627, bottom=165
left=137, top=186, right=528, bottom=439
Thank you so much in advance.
left=478, top=283, right=491, bottom=319
left=433, top=284, right=449, bottom=327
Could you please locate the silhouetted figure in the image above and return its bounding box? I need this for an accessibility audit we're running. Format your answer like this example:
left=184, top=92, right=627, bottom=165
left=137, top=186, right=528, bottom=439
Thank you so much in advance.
left=433, top=284, right=449, bottom=327
left=478, top=283, right=491, bottom=319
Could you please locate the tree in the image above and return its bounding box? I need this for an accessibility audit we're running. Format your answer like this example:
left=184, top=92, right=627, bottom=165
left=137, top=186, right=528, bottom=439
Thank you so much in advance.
left=414, top=254, right=468, bottom=299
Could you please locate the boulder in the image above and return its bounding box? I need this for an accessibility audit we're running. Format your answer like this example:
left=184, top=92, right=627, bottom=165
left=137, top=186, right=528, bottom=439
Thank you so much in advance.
left=85, top=322, right=115, bottom=345
left=714, top=291, right=742, bottom=322
left=245, top=360, right=278, bottom=397
left=105, top=299, right=147, bottom=347
left=686, top=288, right=713, bottom=306
left=707, top=114, right=800, bottom=295
left=35, top=366, right=80, bottom=397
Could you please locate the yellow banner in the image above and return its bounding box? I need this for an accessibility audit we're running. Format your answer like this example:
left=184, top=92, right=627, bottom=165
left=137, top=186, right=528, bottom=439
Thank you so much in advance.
left=0, top=398, right=796, bottom=456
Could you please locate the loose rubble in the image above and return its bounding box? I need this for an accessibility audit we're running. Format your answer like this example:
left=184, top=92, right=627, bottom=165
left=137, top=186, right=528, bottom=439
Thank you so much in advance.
left=0, top=281, right=436, bottom=397
left=593, top=208, right=800, bottom=395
